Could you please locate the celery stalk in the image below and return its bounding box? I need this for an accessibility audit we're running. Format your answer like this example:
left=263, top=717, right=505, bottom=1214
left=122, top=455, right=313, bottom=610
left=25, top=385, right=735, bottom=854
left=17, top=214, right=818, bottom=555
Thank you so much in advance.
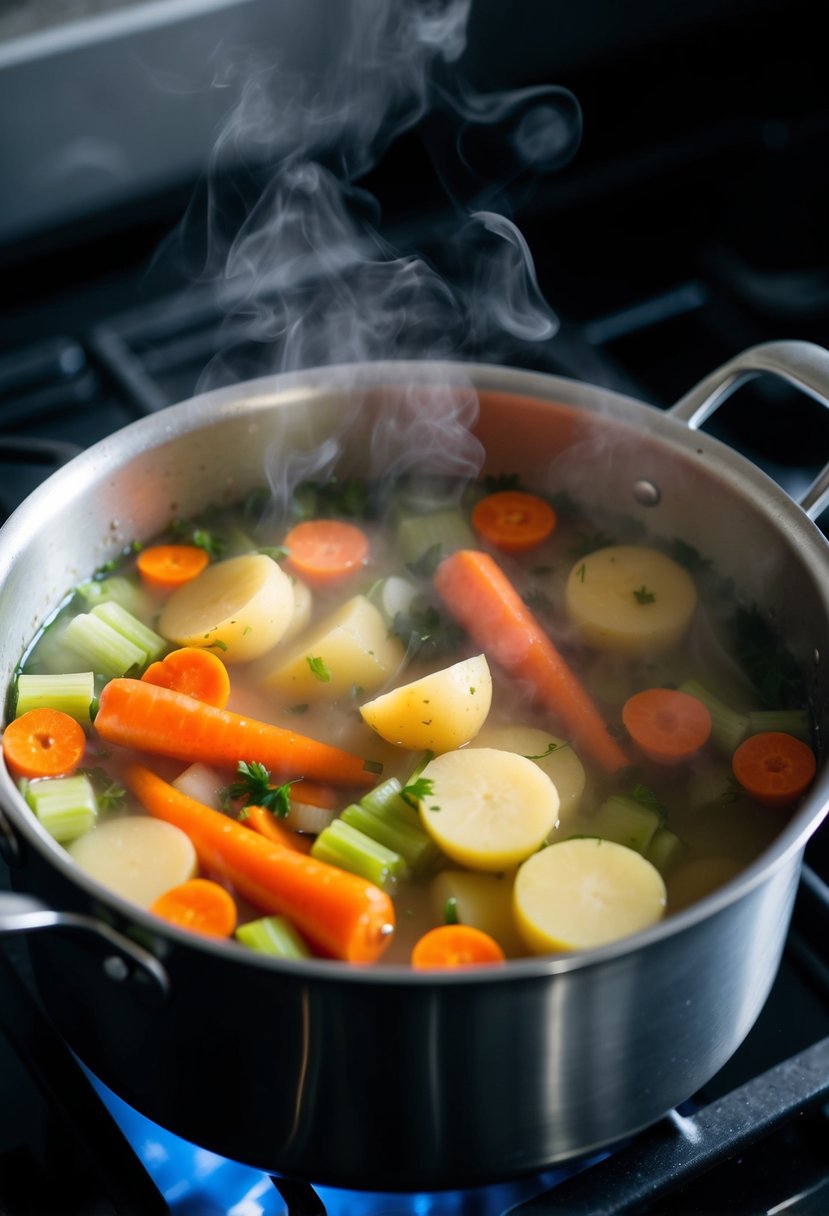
left=679, top=679, right=750, bottom=756
left=63, top=612, right=148, bottom=678
left=396, top=509, right=476, bottom=566
left=311, top=819, right=407, bottom=890
left=748, top=709, right=812, bottom=743
left=589, top=796, right=662, bottom=855
left=24, top=774, right=97, bottom=843
left=341, top=801, right=438, bottom=873
left=91, top=602, right=165, bottom=662
left=15, top=671, right=95, bottom=723
left=645, top=826, right=684, bottom=875
left=77, top=576, right=144, bottom=616
left=235, top=916, right=311, bottom=959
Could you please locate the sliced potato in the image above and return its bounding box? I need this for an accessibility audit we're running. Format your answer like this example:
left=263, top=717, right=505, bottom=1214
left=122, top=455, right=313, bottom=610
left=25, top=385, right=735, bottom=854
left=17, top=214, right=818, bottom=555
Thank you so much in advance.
left=68, top=816, right=198, bottom=908
left=418, top=747, right=558, bottom=871
left=281, top=577, right=313, bottom=645
left=360, top=654, right=492, bottom=753
left=514, top=837, right=666, bottom=954
left=430, top=869, right=525, bottom=957
left=565, top=545, right=698, bottom=656
left=158, top=554, right=295, bottom=663
left=467, top=724, right=586, bottom=832
left=262, top=594, right=405, bottom=702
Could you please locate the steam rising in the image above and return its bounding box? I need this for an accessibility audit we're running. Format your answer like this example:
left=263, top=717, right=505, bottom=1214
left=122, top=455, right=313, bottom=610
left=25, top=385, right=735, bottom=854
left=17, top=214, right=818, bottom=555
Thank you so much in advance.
left=166, top=0, right=582, bottom=491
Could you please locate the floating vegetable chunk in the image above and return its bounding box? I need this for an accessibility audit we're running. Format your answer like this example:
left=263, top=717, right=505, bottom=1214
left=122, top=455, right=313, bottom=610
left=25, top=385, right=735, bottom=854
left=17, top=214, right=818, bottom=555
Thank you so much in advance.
left=360, top=654, right=492, bottom=753
left=622, top=687, right=712, bottom=765
left=514, top=837, right=666, bottom=953
left=68, top=816, right=198, bottom=907
left=263, top=594, right=405, bottom=702
left=467, top=724, right=586, bottom=831
left=418, top=747, right=559, bottom=871
left=159, top=553, right=295, bottom=662
left=471, top=490, right=556, bottom=553
left=731, top=731, right=817, bottom=808
left=411, top=923, right=506, bottom=968
left=564, top=545, right=698, bottom=656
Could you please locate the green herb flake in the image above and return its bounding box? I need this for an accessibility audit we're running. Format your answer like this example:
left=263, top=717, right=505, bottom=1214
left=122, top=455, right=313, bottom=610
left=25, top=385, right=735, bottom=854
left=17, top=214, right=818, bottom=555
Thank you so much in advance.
left=78, top=767, right=126, bottom=813
left=443, top=897, right=460, bottom=925
left=210, top=639, right=229, bottom=652
left=576, top=562, right=587, bottom=583
left=306, top=655, right=332, bottom=682
left=523, top=741, right=568, bottom=760
left=401, top=776, right=434, bottom=808
left=228, top=760, right=296, bottom=820
left=633, top=585, right=657, bottom=605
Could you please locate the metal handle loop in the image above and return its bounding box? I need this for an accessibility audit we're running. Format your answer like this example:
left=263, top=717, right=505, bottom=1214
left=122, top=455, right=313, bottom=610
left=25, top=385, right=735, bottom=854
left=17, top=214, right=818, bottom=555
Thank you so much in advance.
left=669, top=340, right=829, bottom=521
left=0, top=891, right=169, bottom=1000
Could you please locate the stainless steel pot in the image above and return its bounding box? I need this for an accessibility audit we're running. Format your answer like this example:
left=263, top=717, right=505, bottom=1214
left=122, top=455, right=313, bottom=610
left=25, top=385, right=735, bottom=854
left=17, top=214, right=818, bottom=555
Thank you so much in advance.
left=0, top=343, right=828, bottom=1191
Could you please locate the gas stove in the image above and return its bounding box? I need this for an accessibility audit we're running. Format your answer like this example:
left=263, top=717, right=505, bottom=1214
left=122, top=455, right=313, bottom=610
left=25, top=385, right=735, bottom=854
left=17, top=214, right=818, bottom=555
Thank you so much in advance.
left=2, top=1, right=829, bottom=1212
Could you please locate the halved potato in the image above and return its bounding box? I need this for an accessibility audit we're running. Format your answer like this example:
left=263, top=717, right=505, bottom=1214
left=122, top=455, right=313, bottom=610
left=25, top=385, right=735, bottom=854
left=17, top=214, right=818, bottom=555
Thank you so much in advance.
left=514, top=836, right=666, bottom=953
left=565, top=545, right=698, bottom=656
left=360, top=654, right=492, bottom=753
left=418, top=746, right=558, bottom=871
left=158, top=554, right=295, bottom=663
left=263, top=594, right=405, bottom=702
left=68, top=816, right=197, bottom=908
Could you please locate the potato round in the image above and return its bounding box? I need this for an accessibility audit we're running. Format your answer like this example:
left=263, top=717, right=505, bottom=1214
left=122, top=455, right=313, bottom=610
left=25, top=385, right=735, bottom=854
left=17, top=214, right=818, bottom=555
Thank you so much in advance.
left=565, top=545, right=697, bottom=656
left=418, top=747, right=559, bottom=871
left=514, top=837, right=666, bottom=954
left=158, top=554, right=295, bottom=663
left=360, top=654, right=492, bottom=753
left=68, top=816, right=198, bottom=908
left=468, top=724, right=586, bottom=832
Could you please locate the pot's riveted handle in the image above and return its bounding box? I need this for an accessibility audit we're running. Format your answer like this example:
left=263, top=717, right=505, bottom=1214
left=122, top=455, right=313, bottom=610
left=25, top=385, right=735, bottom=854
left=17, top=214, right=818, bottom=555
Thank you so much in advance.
left=0, top=891, right=170, bottom=1001
left=669, top=340, right=829, bottom=522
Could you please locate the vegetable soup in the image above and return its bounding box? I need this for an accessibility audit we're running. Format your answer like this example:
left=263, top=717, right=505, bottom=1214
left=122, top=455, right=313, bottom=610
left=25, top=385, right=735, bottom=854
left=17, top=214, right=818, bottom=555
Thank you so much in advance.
left=3, top=472, right=816, bottom=967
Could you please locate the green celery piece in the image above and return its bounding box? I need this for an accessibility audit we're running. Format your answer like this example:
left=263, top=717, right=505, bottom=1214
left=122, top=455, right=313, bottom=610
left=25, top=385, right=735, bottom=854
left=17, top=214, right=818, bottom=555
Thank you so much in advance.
left=645, top=826, right=684, bottom=875
left=91, top=602, right=165, bottom=663
left=24, top=774, right=97, bottom=843
left=15, top=671, right=95, bottom=723
left=341, top=801, right=437, bottom=873
left=63, top=612, right=148, bottom=678
left=77, top=576, right=144, bottom=616
left=748, top=708, right=812, bottom=744
left=679, top=679, right=750, bottom=755
left=589, top=795, right=661, bottom=855
left=311, top=819, right=407, bottom=891
left=236, top=916, right=311, bottom=959
left=396, top=509, right=476, bottom=566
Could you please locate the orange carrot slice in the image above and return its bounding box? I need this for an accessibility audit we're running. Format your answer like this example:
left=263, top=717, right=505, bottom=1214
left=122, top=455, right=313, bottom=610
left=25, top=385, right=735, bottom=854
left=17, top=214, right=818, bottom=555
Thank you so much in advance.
left=433, top=550, right=629, bottom=773
left=94, top=678, right=376, bottom=789
left=142, top=647, right=231, bottom=709
left=732, top=731, right=817, bottom=808
left=411, top=924, right=506, bottom=969
left=136, top=544, right=210, bottom=593
left=2, top=707, right=86, bottom=781
left=471, top=490, right=556, bottom=553
left=125, top=763, right=394, bottom=963
left=621, top=687, right=712, bottom=765
left=283, top=519, right=369, bottom=588
left=149, top=878, right=238, bottom=938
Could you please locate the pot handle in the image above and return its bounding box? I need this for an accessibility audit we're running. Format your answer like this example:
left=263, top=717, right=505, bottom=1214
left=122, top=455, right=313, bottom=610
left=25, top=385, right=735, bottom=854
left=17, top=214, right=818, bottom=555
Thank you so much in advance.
left=0, top=890, right=169, bottom=1001
left=669, top=340, right=829, bottom=522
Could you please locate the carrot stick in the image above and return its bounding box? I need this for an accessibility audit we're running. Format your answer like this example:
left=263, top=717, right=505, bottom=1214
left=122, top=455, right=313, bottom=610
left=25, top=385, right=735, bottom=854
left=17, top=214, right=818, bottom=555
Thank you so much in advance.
left=622, top=687, right=712, bottom=765
left=2, top=707, right=87, bottom=781
left=94, top=678, right=377, bottom=788
left=471, top=490, right=557, bottom=553
left=283, top=519, right=369, bottom=588
left=136, top=544, right=210, bottom=592
left=142, top=647, right=231, bottom=709
left=411, top=924, right=506, bottom=969
left=433, top=550, right=629, bottom=772
left=125, top=763, right=394, bottom=963
left=243, top=805, right=313, bottom=854
left=149, top=878, right=238, bottom=938
left=732, top=731, right=817, bottom=809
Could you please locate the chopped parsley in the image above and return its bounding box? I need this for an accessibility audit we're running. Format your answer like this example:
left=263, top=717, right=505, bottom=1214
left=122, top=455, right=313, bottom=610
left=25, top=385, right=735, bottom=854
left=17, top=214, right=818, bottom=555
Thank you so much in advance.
left=226, top=760, right=295, bottom=820
left=400, top=775, right=435, bottom=808
left=306, top=655, right=332, bottom=682
left=78, top=767, right=126, bottom=813
left=523, top=741, right=568, bottom=760
left=443, top=897, right=460, bottom=924
left=633, top=585, right=656, bottom=604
